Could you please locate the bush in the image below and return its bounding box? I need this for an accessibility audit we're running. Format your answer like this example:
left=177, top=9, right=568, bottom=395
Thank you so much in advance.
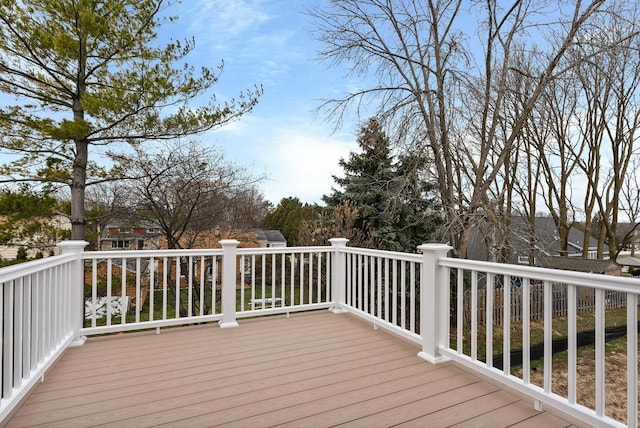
left=16, top=247, right=28, bottom=260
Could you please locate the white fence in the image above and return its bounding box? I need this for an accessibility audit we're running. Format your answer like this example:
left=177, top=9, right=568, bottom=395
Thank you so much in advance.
left=81, top=240, right=334, bottom=335
left=0, top=240, right=638, bottom=426
left=439, top=258, right=639, bottom=428
left=0, top=242, right=84, bottom=421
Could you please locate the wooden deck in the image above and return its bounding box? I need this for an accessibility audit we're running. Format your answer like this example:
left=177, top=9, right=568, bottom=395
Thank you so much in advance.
left=6, top=312, right=587, bottom=427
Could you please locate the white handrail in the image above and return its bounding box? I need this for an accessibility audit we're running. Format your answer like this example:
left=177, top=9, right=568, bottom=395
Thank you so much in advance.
left=0, top=254, right=77, bottom=421
left=438, top=254, right=637, bottom=427
left=0, top=254, right=75, bottom=283
left=440, top=257, right=640, bottom=293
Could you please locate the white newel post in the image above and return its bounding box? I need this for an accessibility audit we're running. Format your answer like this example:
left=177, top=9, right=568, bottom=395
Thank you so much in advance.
left=219, top=239, right=240, bottom=328
left=58, top=240, right=89, bottom=347
left=328, top=238, right=349, bottom=313
left=417, top=243, right=452, bottom=364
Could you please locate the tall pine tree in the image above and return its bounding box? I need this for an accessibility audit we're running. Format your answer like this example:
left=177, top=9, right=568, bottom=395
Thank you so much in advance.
left=0, top=1, right=261, bottom=240
left=324, top=118, right=440, bottom=251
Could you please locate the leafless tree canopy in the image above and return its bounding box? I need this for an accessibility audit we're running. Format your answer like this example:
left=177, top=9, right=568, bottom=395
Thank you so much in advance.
left=310, top=0, right=640, bottom=259
left=119, top=141, right=267, bottom=249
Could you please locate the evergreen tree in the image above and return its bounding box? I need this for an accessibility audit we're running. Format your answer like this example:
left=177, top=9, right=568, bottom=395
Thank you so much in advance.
left=0, top=1, right=261, bottom=240
left=0, top=187, right=69, bottom=250
left=263, top=197, right=317, bottom=246
left=324, top=118, right=394, bottom=233
left=324, top=118, right=440, bottom=251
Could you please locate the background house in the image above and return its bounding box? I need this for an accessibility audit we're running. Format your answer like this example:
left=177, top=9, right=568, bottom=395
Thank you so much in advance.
left=467, top=216, right=608, bottom=268
left=255, top=230, right=287, bottom=248
left=0, top=214, right=71, bottom=260
left=537, top=257, right=621, bottom=276
left=99, top=222, right=162, bottom=251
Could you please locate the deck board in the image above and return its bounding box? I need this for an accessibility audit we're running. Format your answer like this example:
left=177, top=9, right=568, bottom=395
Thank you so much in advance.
left=6, top=311, right=586, bottom=428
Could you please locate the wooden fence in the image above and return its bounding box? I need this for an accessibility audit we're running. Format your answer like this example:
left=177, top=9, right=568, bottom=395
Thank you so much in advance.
left=463, top=282, right=629, bottom=326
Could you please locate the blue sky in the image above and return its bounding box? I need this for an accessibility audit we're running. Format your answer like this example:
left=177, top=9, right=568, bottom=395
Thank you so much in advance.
left=170, top=0, right=362, bottom=206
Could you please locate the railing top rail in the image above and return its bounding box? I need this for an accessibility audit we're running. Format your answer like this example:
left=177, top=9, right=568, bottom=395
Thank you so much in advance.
left=340, top=246, right=423, bottom=263
left=0, top=253, right=76, bottom=283
left=237, top=246, right=333, bottom=256
left=83, top=246, right=335, bottom=260
left=441, top=257, right=640, bottom=294
left=82, top=248, right=225, bottom=259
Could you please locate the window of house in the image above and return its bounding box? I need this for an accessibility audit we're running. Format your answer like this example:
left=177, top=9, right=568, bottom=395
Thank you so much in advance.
left=517, top=255, right=533, bottom=265
left=111, top=240, right=130, bottom=249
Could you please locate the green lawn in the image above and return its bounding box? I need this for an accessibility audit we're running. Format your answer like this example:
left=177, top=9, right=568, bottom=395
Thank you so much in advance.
left=84, top=281, right=328, bottom=328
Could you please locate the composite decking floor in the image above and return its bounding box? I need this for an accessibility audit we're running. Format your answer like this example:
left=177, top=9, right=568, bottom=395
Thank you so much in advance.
left=6, top=312, right=585, bottom=428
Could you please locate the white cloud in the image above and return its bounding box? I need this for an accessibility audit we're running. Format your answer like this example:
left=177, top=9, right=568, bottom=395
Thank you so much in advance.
left=259, top=128, right=356, bottom=205
left=210, top=114, right=357, bottom=205
left=184, top=0, right=272, bottom=40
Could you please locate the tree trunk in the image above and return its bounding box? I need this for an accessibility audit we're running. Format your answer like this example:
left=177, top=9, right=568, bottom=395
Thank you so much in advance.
left=597, top=224, right=607, bottom=259
left=71, top=139, right=88, bottom=240
left=456, top=225, right=472, bottom=259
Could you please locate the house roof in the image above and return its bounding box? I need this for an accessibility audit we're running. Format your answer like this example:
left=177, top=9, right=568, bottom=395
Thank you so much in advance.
left=467, top=216, right=604, bottom=262
left=615, top=222, right=640, bottom=245
left=254, top=229, right=287, bottom=244
left=511, top=216, right=599, bottom=256
left=101, top=222, right=161, bottom=240
left=615, top=256, right=640, bottom=267
left=537, top=256, right=619, bottom=274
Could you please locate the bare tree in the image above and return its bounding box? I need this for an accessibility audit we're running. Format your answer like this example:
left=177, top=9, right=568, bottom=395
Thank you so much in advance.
left=534, top=76, right=583, bottom=256
left=310, top=0, right=623, bottom=258
left=119, top=140, right=265, bottom=317
left=571, top=10, right=640, bottom=259
left=83, top=182, right=131, bottom=250
left=298, top=201, right=373, bottom=247
left=123, top=141, right=264, bottom=250
left=620, top=155, right=640, bottom=256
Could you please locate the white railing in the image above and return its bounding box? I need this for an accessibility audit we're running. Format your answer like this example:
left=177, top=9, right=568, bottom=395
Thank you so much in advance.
left=438, top=257, right=639, bottom=428
left=0, top=239, right=637, bottom=426
left=329, top=243, right=638, bottom=427
left=81, top=240, right=334, bottom=335
left=338, top=246, right=423, bottom=345
left=0, top=241, right=85, bottom=422
left=235, top=246, right=334, bottom=318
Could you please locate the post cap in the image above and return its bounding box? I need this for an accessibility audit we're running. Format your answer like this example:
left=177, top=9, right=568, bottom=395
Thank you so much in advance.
left=417, top=243, right=453, bottom=253
left=57, top=241, right=89, bottom=253
left=329, top=238, right=349, bottom=247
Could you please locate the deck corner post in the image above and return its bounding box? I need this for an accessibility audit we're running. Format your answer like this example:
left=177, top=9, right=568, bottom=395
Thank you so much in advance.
left=219, top=239, right=240, bottom=328
left=329, top=238, right=349, bottom=314
left=417, top=243, right=452, bottom=364
left=58, top=240, right=89, bottom=347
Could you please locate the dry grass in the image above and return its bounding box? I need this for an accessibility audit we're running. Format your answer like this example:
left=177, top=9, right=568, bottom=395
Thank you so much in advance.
left=452, top=307, right=638, bottom=425
left=515, top=337, right=637, bottom=425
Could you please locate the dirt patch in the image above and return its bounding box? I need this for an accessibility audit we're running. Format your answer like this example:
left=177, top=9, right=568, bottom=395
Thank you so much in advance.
left=517, top=348, right=637, bottom=424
